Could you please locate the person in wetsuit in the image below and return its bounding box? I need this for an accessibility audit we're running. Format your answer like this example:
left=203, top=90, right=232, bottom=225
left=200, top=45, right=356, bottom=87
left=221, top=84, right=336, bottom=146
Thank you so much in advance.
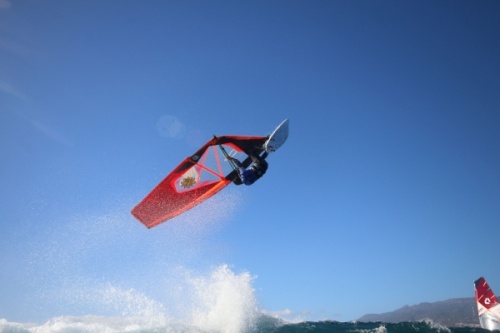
left=227, top=152, right=268, bottom=186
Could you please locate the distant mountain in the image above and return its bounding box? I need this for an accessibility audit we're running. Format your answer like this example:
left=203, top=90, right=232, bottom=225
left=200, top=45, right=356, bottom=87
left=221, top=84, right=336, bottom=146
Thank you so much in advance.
left=357, top=298, right=478, bottom=327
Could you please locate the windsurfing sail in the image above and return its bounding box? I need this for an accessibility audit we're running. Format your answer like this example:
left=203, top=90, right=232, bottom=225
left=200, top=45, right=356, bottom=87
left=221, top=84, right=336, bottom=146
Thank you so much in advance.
left=474, top=277, right=500, bottom=331
left=131, top=135, right=268, bottom=228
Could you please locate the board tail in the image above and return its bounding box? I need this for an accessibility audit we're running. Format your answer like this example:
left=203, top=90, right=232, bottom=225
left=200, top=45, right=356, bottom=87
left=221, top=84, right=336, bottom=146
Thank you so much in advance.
left=474, top=277, right=500, bottom=331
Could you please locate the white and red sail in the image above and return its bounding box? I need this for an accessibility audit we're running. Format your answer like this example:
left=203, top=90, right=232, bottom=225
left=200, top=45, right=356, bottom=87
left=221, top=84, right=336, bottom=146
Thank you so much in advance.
left=474, top=277, right=500, bottom=331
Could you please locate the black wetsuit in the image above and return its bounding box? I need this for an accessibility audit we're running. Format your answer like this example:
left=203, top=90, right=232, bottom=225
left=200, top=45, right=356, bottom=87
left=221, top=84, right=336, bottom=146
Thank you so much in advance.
left=232, top=152, right=268, bottom=186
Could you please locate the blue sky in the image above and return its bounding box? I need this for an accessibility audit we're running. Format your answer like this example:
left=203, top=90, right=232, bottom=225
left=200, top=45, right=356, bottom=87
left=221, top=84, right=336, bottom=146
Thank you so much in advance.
left=1, top=0, right=500, bottom=324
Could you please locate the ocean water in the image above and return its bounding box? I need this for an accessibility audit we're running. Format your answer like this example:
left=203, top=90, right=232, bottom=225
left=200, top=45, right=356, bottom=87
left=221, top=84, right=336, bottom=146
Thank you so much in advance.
left=0, top=255, right=488, bottom=333
left=0, top=317, right=488, bottom=333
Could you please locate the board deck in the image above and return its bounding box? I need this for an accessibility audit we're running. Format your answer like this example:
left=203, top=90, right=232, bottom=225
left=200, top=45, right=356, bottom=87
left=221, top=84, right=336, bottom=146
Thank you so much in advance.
left=264, top=119, right=289, bottom=153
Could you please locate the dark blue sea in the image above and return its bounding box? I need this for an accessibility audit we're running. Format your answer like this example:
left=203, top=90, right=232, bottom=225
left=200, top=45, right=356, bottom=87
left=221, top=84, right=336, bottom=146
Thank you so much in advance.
left=264, top=320, right=485, bottom=333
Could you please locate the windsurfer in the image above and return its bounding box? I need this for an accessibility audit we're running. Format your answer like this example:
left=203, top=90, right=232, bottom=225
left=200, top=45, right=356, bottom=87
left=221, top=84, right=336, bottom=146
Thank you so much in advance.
left=228, top=152, right=268, bottom=186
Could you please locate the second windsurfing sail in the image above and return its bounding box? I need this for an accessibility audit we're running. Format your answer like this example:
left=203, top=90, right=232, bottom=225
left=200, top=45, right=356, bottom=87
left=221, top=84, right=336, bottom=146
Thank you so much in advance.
left=474, top=277, right=500, bottom=331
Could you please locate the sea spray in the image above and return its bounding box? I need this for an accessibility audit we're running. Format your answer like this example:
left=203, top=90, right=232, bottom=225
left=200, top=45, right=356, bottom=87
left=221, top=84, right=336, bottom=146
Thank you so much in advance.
left=189, top=264, right=259, bottom=333
left=99, top=285, right=168, bottom=325
left=0, top=264, right=263, bottom=333
left=97, top=264, right=260, bottom=332
left=21, top=187, right=245, bottom=319
left=9, top=188, right=268, bottom=332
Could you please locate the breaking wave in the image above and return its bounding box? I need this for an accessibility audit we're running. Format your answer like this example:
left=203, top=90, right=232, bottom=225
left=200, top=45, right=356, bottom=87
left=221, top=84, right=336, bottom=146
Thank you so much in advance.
left=1, top=264, right=284, bottom=333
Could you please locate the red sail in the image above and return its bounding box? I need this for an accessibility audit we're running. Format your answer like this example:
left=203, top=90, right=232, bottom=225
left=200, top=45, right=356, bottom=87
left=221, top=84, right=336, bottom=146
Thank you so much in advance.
left=475, top=277, right=499, bottom=310
left=131, top=135, right=267, bottom=228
